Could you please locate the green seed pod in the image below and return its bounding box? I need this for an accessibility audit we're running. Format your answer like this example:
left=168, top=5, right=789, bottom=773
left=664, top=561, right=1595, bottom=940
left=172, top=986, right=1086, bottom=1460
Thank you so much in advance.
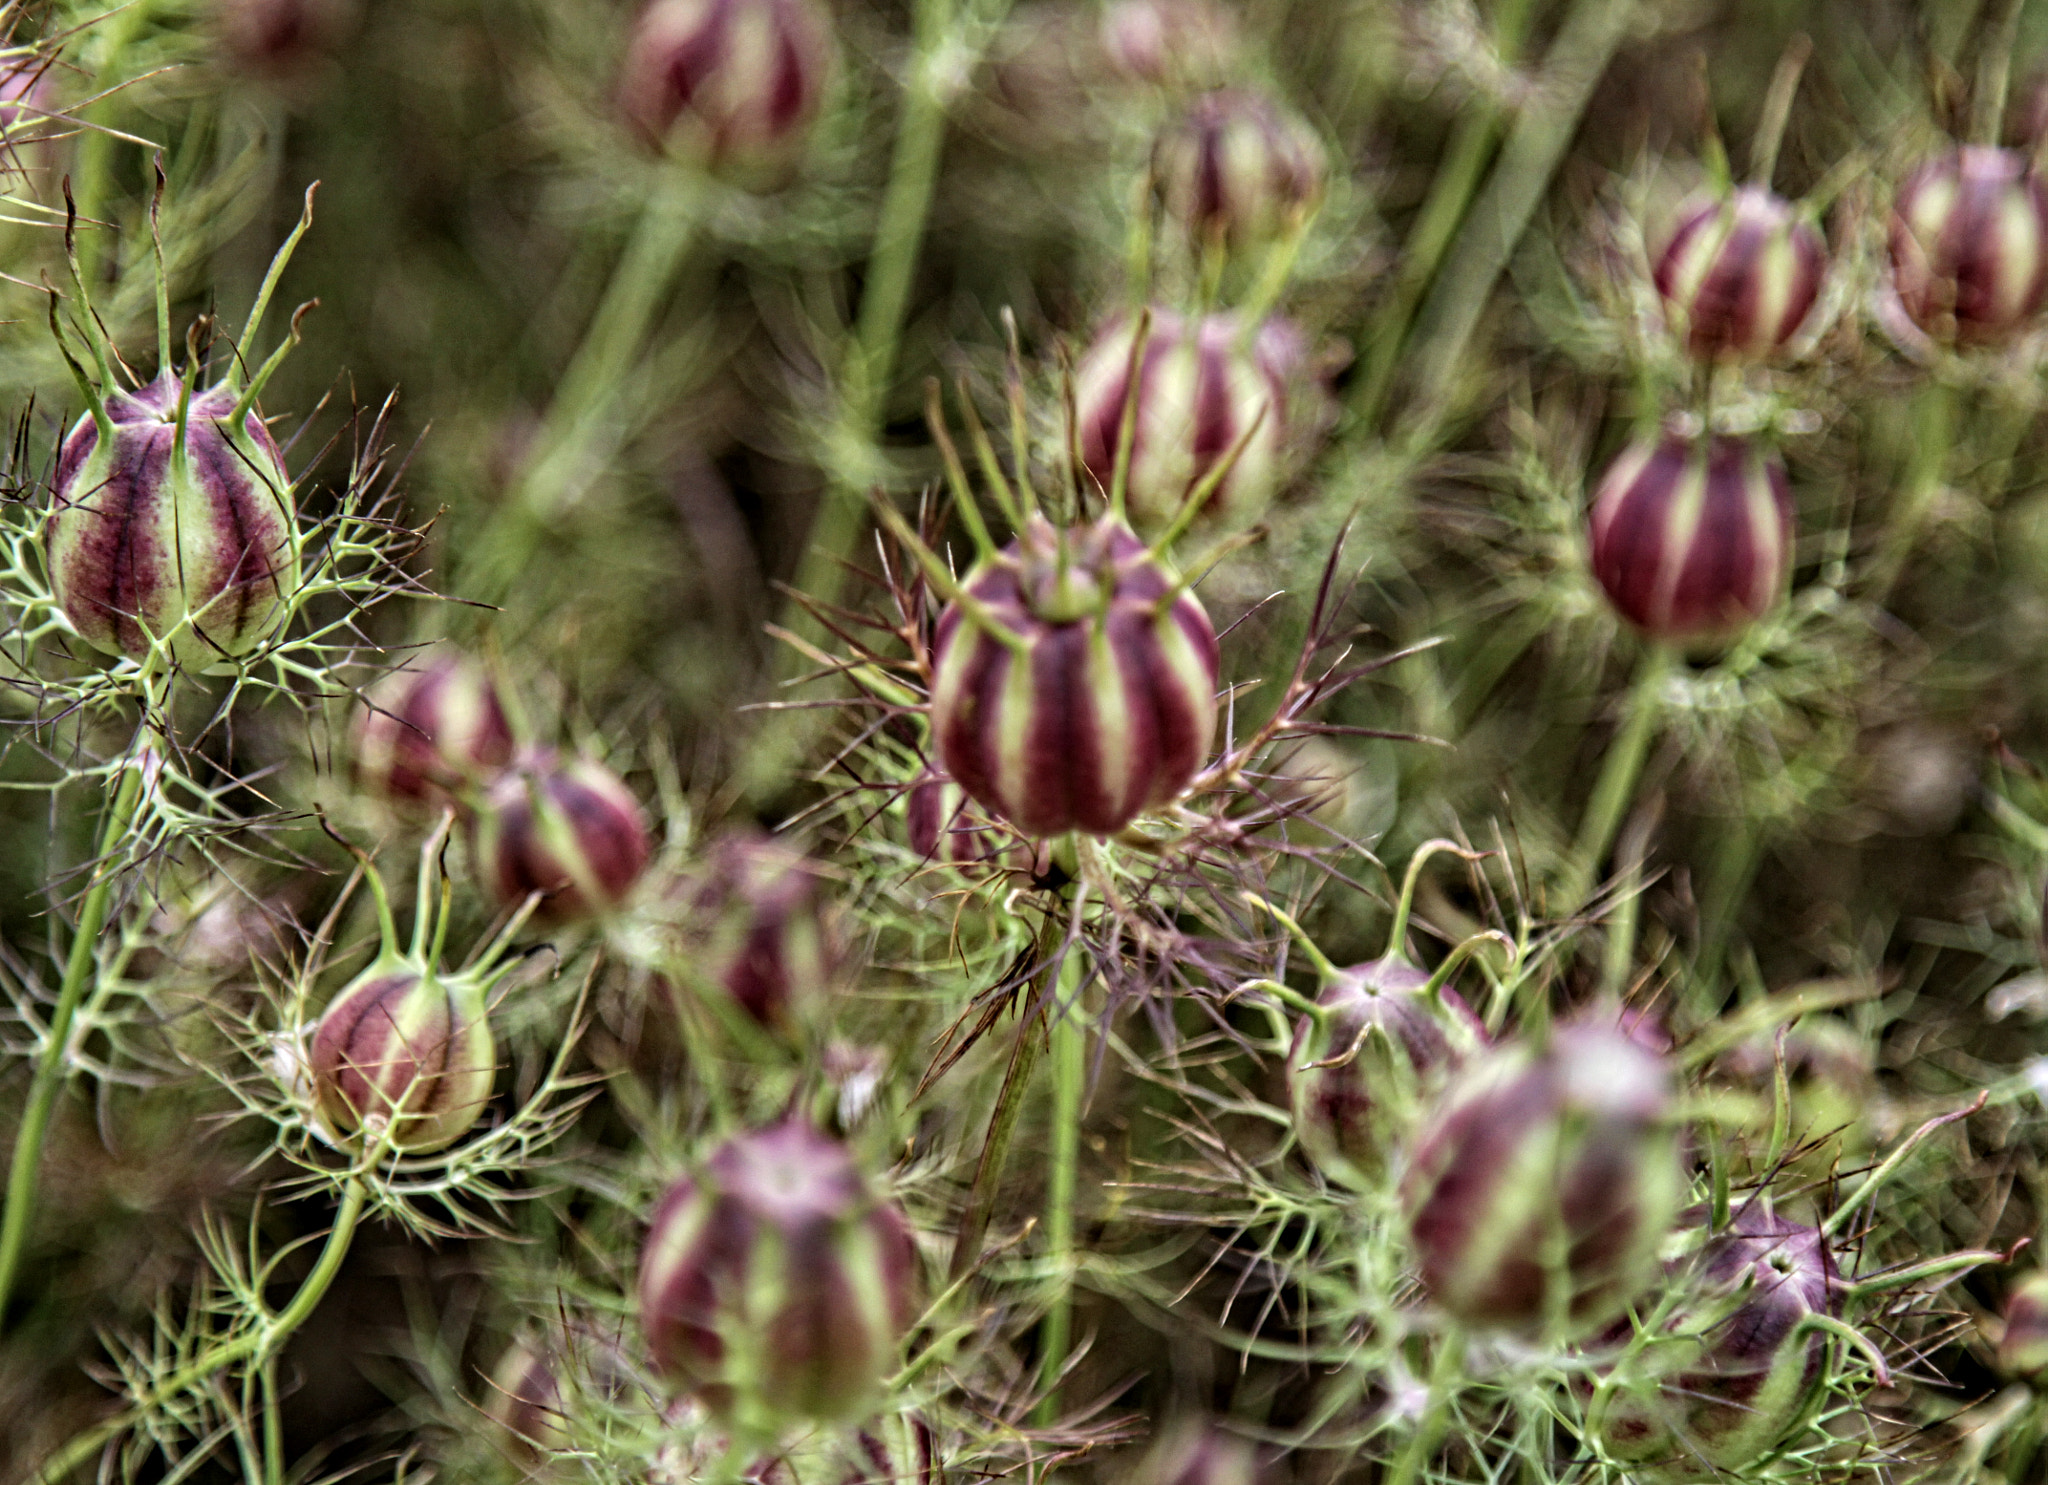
left=2001, top=1271, right=2048, bottom=1382
left=309, top=968, right=495, bottom=1153
left=470, top=749, right=654, bottom=922
left=352, top=649, right=516, bottom=813
left=484, top=1335, right=566, bottom=1455
left=673, top=832, right=843, bottom=1031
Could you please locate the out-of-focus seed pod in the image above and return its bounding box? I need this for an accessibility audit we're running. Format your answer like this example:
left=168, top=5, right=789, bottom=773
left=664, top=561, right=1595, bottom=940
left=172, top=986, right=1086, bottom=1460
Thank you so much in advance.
left=836, top=1413, right=940, bottom=1485
left=47, top=374, right=298, bottom=667
left=638, top=1121, right=917, bottom=1432
left=1126, top=1421, right=1261, bottom=1485
left=309, top=969, right=495, bottom=1153
left=2002, top=1271, right=2048, bottom=1381
left=1287, top=957, right=1485, bottom=1188
left=675, top=833, right=842, bottom=1030
left=929, top=513, right=1219, bottom=838
left=619, top=0, right=835, bottom=189
left=352, top=650, right=516, bottom=813
left=1403, top=1018, right=1686, bottom=1335
left=1654, top=186, right=1827, bottom=361
left=1890, top=145, right=2048, bottom=344
left=1074, top=310, right=1287, bottom=531
left=485, top=1336, right=567, bottom=1454
left=1100, top=0, right=1237, bottom=90
left=1587, top=430, right=1793, bottom=644
left=1154, top=90, right=1324, bottom=257
left=904, top=769, right=998, bottom=865
left=471, top=750, right=653, bottom=922
left=214, top=0, right=358, bottom=77
left=1597, top=1207, right=1836, bottom=1472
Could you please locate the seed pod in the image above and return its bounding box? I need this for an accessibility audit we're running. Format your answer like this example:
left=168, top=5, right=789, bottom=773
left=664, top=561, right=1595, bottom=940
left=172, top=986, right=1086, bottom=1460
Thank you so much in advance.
left=1287, top=957, right=1486, bottom=1189
left=309, top=969, right=495, bottom=1153
left=1154, top=90, right=1324, bottom=257
left=1127, top=1422, right=1260, bottom=1485
left=638, top=1121, right=917, bottom=1432
left=836, top=1413, right=940, bottom=1485
left=352, top=651, right=516, bottom=812
left=485, top=1336, right=567, bottom=1453
left=1074, top=311, right=1286, bottom=531
left=1587, top=430, right=1793, bottom=643
left=619, top=0, right=835, bottom=189
left=1890, top=145, right=2048, bottom=344
left=47, top=373, right=298, bottom=667
left=214, top=0, right=358, bottom=77
left=2001, top=1271, right=2048, bottom=1382
left=1100, top=0, right=1237, bottom=90
left=1403, top=1018, right=1686, bottom=1335
left=929, top=513, right=1219, bottom=838
left=1654, top=186, right=1827, bottom=361
left=675, top=833, right=842, bottom=1030
left=471, top=750, right=653, bottom=922
left=904, top=770, right=998, bottom=865
left=1597, top=1206, right=1836, bottom=1473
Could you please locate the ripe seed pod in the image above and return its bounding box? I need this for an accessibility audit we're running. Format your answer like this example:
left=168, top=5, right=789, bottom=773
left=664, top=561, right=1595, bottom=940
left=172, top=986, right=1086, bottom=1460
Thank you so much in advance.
left=1154, top=90, right=1325, bottom=257
left=1403, top=1018, right=1686, bottom=1335
left=1890, top=145, right=2048, bottom=344
left=1654, top=186, right=1827, bottom=361
left=2001, top=1271, right=2048, bottom=1382
left=1074, top=310, right=1287, bottom=531
left=675, top=833, right=842, bottom=1030
left=352, top=650, right=516, bottom=812
left=470, top=750, right=654, bottom=922
left=1100, top=0, right=1237, bottom=90
left=904, top=769, right=997, bottom=865
left=48, top=373, right=298, bottom=667
left=929, top=513, right=1219, bottom=838
left=638, top=1121, right=917, bottom=1432
left=484, top=1336, right=567, bottom=1453
left=309, top=969, right=495, bottom=1153
left=1286, top=957, right=1486, bottom=1189
left=1587, top=430, right=1793, bottom=643
left=1597, top=1207, right=1836, bottom=1473
left=618, top=0, right=835, bottom=189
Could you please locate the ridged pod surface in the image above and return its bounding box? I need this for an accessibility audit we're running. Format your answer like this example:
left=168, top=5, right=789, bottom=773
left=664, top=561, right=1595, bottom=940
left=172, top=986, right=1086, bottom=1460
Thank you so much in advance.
left=352, top=650, right=516, bottom=811
left=471, top=750, right=653, bottom=922
left=1890, top=145, right=2048, bottom=343
left=47, top=374, right=298, bottom=666
left=674, top=833, right=841, bottom=1030
left=309, top=970, right=495, bottom=1153
left=904, top=769, right=1001, bottom=865
left=2001, top=1271, right=2048, bottom=1381
left=1402, top=1019, right=1685, bottom=1335
left=619, top=0, right=834, bottom=188
left=484, top=1337, right=566, bottom=1453
left=1588, top=431, right=1793, bottom=643
left=638, top=1122, right=916, bottom=1430
left=1654, top=186, right=1826, bottom=360
left=1154, top=90, right=1324, bottom=255
left=1074, top=311, right=1287, bottom=530
left=929, top=514, right=1218, bottom=838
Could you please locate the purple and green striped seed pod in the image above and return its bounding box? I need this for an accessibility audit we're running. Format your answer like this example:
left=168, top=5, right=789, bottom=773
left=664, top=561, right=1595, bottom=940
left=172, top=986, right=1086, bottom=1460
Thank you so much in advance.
left=470, top=749, right=654, bottom=923
left=1402, top=1018, right=1686, bottom=1335
left=1587, top=430, right=1793, bottom=644
left=836, top=1413, right=940, bottom=1485
left=47, top=373, right=298, bottom=668
left=618, top=0, right=835, bottom=190
left=1654, top=186, right=1827, bottom=361
left=352, top=649, right=516, bottom=813
left=484, top=1335, right=567, bottom=1454
left=674, top=832, right=843, bottom=1030
left=1597, top=1207, right=1836, bottom=1474
left=638, top=1121, right=917, bottom=1431
left=929, top=514, right=1219, bottom=838
left=2000, top=1271, right=2048, bottom=1381
left=1099, top=0, right=1238, bottom=90
left=1287, top=957, right=1487, bottom=1190
left=1074, top=310, right=1287, bottom=531
left=1890, top=145, right=2048, bottom=344
left=309, top=969, right=495, bottom=1153
left=1127, top=1421, right=1262, bottom=1485
left=1154, top=89, right=1324, bottom=257
left=904, top=769, right=999, bottom=866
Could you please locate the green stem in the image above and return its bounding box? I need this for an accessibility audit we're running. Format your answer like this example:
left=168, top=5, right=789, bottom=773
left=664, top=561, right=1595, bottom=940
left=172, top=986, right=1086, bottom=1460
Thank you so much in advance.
left=1388, top=1330, right=1466, bottom=1485
left=69, top=0, right=156, bottom=287
left=1868, top=378, right=1957, bottom=600
left=1558, top=642, right=1672, bottom=919
left=0, top=755, right=148, bottom=1330
left=1033, top=944, right=1087, bottom=1423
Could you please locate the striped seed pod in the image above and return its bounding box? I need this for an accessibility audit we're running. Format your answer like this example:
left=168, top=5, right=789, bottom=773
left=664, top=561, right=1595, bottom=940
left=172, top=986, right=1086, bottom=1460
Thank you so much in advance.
left=1154, top=90, right=1325, bottom=258
left=1890, top=145, right=2048, bottom=344
left=47, top=374, right=298, bottom=668
left=638, top=1121, right=917, bottom=1432
left=471, top=750, right=653, bottom=923
left=214, top=0, right=358, bottom=77
left=1287, top=957, right=1486, bottom=1189
left=1654, top=186, right=1827, bottom=361
left=2001, top=1271, right=2048, bottom=1382
left=675, top=833, right=842, bottom=1030
left=1127, top=1422, right=1261, bottom=1485
left=1587, top=431, right=1793, bottom=643
left=352, top=650, right=516, bottom=813
left=1100, top=0, right=1237, bottom=90
left=484, top=1336, right=567, bottom=1454
left=1597, top=1207, right=1836, bottom=1473
left=904, top=769, right=998, bottom=866
left=1075, top=311, right=1287, bottom=531
left=1403, top=1018, right=1686, bottom=1335
left=929, top=513, right=1219, bottom=838
left=309, top=969, right=495, bottom=1153
left=619, top=0, right=835, bottom=189
left=837, top=1413, right=940, bottom=1485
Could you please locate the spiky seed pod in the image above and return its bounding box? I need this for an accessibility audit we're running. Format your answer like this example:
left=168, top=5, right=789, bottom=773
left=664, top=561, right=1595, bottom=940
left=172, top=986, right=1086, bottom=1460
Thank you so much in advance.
left=1154, top=90, right=1325, bottom=257
left=1890, top=145, right=2048, bottom=343
left=1403, top=1018, right=1686, bottom=1335
left=470, top=750, right=653, bottom=922
left=904, top=770, right=997, bottom=865
left=47, top=374, right=298, bottom=667
left=618, top=0, right=835, bottom=189
left=1074, top=311, right=1287, bottom=531
left=675, top=833, right=842, bottom=1030
left=1654, top=186, right=1827, bottom=360
left=1127, top=1422, right=1261, bottom=1485
left=308, top=969, right=495, bottom=1153
left=352, top=651, right=516, bottom=813
left=929, top=513, right=1219, bottom=838
left=1100, top=0, right=1237, bottom=90
left=638, top=1121, right=917, bottom=1432
left=484, top=1337, right=566, bottom=1453
left=2001, top=1272, right=2048, bottom=1381
left=1587, top=430, right=1793, bottom=643
left=1286, top=957, right=1487, bottom=1189
left=1597, top=1207, right=1836, bottom=1473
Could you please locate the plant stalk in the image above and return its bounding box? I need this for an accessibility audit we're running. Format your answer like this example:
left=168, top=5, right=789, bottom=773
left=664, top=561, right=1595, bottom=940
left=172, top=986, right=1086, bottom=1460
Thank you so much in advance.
left=1558, top=642, right=1673, bottom=919
left=1033, top=943, right=1087, bottom=1423
left=1868, top=378, right=1958, bottom=599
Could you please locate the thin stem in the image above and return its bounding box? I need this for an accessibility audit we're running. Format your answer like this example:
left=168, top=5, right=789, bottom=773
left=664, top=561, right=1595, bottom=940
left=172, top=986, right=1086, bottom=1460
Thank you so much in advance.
left=69, top=0, right=156, bottom=288
left=1388, top=1329, right=1466, bottom=1485
left=1973, top=0, right=2027, bottom=147
left=1033, top=941, right=1088, bottom=1424
left=1868, top=378, right=1957, bottom=599
left=260, top=1355, right=283, bottom=1485
left=1747, top=34, right=1810, bottom=187
left=1558, top=642, right=1673, bottom=919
